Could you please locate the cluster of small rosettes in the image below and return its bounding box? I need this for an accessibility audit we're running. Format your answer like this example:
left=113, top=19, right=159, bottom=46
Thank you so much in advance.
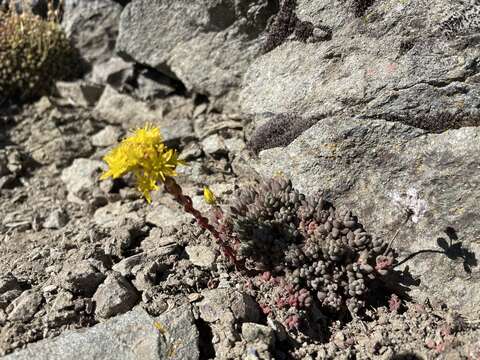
left=224, top=178, right=396, bottom=326
left=0, top=11, right=80, bottom=100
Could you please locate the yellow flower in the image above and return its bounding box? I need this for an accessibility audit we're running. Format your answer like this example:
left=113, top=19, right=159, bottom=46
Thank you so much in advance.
left=203, top=186, right=216, bottom=205
left=100, top=124, right=185, bottom=202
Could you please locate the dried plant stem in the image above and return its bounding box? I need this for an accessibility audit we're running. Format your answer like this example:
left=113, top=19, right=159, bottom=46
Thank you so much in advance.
left=383, top=210, right=413, bottom=256
left=163, top=177, right=242, bottom=268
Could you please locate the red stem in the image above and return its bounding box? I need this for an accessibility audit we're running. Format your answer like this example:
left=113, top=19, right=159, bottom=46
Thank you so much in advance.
left=164, top=177, right=242, bottom=268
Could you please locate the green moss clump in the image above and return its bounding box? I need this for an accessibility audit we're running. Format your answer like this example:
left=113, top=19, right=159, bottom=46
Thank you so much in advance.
left=0, top=9, right=80, bottom=101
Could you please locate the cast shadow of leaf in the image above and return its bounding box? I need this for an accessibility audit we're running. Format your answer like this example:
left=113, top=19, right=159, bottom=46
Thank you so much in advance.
left=395, top=227, right=478, bottom=275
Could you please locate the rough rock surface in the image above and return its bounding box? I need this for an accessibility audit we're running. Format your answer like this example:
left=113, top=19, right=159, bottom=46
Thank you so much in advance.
left=54, top=81, right=105, bottom=108
left=61, top=158, right=105, bottom=203
left=93, top=273, right=139, bottom=319
left=241, top=0, right=480, bottom=132
left=197, top=288, right=262, bottom=358
left=185, top=245, right=217, bottom=268
left=16, top=102, right=95, bottom=167
left=2, top=0, right=480, bottom=358
left=116, top=0, right=278, bottom=109
left=3, top=306, right=199, bottom=360
left=43, top=208, right=69, bottom=229
left=6, top=290, right=43, bottom=322
left=62, top=0, right=123, bottom=67
left=145, top=203, right=192, bottom=230
left=91, top=125, right=123, bottom=147
left=58, top=260, right=106, bottom=296
left=253, top=116, right=480, bottom=316
left=198, top=288, right=260, bottom=324
left=94, top=86, right=164, bottom=128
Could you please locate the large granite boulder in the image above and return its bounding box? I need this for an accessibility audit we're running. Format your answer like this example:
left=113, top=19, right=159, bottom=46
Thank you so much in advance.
left=244, top=2, right=480, bottom=315
left=4, top=306, right=199, bottom=360
left=116, top=0, right=278, bottom=110
left=62, top=0, right=123, bottom=67
left=241, top=0, right=480, bottom=131
left=253, top=116, right=480, bottom=316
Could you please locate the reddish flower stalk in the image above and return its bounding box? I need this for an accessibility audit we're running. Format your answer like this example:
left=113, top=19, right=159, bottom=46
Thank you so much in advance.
left=163, top=177, right=242, bottom=268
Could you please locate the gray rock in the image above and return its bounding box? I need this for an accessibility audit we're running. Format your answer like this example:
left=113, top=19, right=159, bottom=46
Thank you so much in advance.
left=112, top=254, right=145, bottom=277
left=201, top=134, right=227, bottom=156
left=6, top=290, right=43, bottom=322
left=141, top=230, right=179, bottom=257
left=89, top=56, right=130, bottom=84
left=0, top=273, right=21, bottom=294
left=43, top=209, right=69, bottom=229
left=51, top=291, right=74, bottom=312
left=242, top=322, right=275, bottom=348
left=5, top=148, right=23, bottom=174
left=253, top=117, right=480, bottom=316
left=135, top=69, right=177, bottom=101
left=61, top=159, right=106, bottom=204
left=90, top=56, right=134, bottom=88
left=0, top=308, right=6, bottom=326
left=209, top=182, right=235, bottom=198
left=33, top=96, right=53, bottom=113
left=241, top=1, right=480, bottom=131
left=191, top=195, right=210, bottom=216
left=62, top=0, right=123, bottom=66
left=197, top=288, right=260, bottom=357
left=0, top=290, right=23, bottom=311
left=59, top=260, right=106, bottom=296
left=225, top=137, right=246, bottom=154
left=180, top=142, right=203, bottom=161
left=23, top=111, right=93, bottom=167
left=91, top=126, right=123, bottom=147
left=103, top=227, right=135, bottom=258
left=93, top=272, right=139, bottom=319
left=119, top=187, right=140, bottom=201
left=242, top=323, right=275, bottom=360
left=198, top=288, right=260, bottom=323
left=3, top=306, right=199, bottom=360
left=0, top=274, right=22, bottom=310
left=0, top=147, right=25, bottom=178
left=116, top=0, right=278, bottom=110
left=93, top=201, right=144, bottom=229
left=155, top=304, right=200, bottom=360
left=55, top=81, right=105, bottom=108
left=94, top=86, right=164, bottom=128
left=185, top=245, right=217, bottom=268
left=175, top=161, right=206, bottom=184
left=132, top=261, right=163, bottom=292
left=93, top=59, right=176, bottom=99
left=146, top=204, right=192, bottom=230
left=159, top=117, right=195, bottom=148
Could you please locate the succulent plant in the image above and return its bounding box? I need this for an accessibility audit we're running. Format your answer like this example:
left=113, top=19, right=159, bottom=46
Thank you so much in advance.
left=222, top=178, right=397, bottom=328
left=0, top=9, right=80, bottom=101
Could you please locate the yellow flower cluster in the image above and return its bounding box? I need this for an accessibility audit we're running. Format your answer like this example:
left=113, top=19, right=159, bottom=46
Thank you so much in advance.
left=101, top=125, right=185, bottom=202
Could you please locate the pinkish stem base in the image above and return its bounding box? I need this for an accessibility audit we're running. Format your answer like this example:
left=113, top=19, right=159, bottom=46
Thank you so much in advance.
left=163, top=177, right=241, bottom=268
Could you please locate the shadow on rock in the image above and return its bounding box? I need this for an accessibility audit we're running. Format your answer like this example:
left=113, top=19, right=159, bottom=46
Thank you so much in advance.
left=395, top=227, right=478, bottom=275
left=391, top=352, right=425, bottom=360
